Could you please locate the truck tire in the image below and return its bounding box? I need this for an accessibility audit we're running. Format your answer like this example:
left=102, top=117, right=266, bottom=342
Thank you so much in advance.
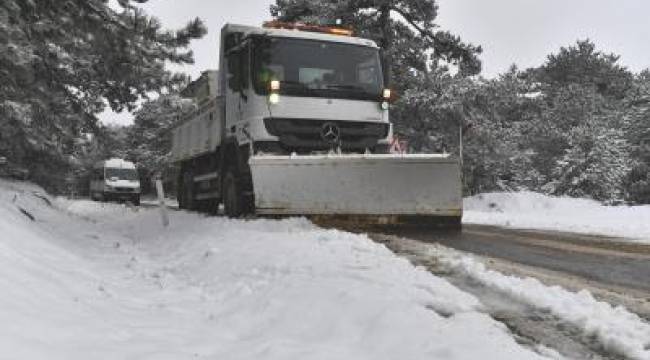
left=223, top=169, right=255, bottom=218
left=181, top=171, right=195, bottom=211
left=223, top=170, right=244, bottom=218
left=132, top=195, right=140, bottom=207
left=205, top=198, right=221, bottom=216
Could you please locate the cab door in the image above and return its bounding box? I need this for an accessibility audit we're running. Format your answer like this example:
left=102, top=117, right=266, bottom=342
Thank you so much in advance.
left=224, top=41, right=251, bottom=144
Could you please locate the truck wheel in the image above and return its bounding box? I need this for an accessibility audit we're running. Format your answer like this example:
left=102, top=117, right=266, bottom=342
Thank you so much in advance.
left=177, top=177, right=186, bottom=209
left=205, top=198, right=221, bottom=216
left=223, top=171, right=243, bottom=218
left=182, top=171, right=195, bottom=211
left=132, top=195, right=140, bottom=207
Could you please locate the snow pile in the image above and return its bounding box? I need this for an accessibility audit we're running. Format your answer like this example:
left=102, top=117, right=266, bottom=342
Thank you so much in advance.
left=56, top=197, right=140, bottom=220
left=0, top=180, right=548, bottom=360
left=437, top=248, right=650, bottom=360
left=464, top=192, right=650, bottom=242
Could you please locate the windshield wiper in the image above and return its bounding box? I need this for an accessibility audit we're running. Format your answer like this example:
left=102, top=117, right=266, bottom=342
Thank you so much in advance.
left=324, top=84, right=368, bottom=92
left=280, top=80, right=308, bottom=89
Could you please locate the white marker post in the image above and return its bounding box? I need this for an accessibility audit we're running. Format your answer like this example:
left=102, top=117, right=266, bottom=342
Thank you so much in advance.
left=155, top=179, right=169, bottom=227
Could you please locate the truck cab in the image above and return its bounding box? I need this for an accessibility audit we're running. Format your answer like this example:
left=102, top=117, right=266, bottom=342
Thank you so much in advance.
left=90, top=158, right=141, bottom=205
left=221, top=22, right=392, bottom=154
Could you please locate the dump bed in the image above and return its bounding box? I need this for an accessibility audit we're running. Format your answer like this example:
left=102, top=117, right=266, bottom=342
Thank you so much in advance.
left=171, top=98, right=224, bottom=162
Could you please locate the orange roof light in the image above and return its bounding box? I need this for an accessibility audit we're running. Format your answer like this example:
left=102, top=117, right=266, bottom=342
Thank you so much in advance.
left=328, top=28, right=354, bottom=36
left=263, top=21, right=353, bottom=37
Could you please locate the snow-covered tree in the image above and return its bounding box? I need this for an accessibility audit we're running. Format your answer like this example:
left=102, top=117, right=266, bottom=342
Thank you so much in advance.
left=461, top=67, right=543, bottom=193
left=622, top=70, right=650, bottom=203
left=0, top=0, right=205, bottom=190
left=533, top=40, right=634, bottom=100
left=126, top=94, right=195, bottom=185
left=548, top=122, right=630, bottom=202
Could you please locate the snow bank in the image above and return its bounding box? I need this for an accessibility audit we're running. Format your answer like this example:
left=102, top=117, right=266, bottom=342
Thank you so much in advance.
left=437, top=248, right=650, bottom=360
left=464, top=192, right=650, bottom=243
left=0, top=180, right=548, bottom=360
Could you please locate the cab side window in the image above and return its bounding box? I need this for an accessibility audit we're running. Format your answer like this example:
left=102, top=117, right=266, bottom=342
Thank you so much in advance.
left=227, top=42, right=250, bottom=92
left=227, top=51, right=241, bottom=91
left=240, top=43, right=250, bottom=90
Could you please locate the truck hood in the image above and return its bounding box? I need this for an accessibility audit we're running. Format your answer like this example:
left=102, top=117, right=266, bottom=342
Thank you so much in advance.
left=268, top=96, right=388, bottom=123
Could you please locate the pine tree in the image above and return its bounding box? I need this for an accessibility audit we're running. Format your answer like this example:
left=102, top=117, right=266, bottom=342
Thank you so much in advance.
left=534, top=40, right=634, bottom=100
left=548, top=120, right=630, bottom=202
left=126, top=94, right=195, bottom=182
left=0, top=0, right=206, bottom=190
left=622, top=71, right=650, bottom=203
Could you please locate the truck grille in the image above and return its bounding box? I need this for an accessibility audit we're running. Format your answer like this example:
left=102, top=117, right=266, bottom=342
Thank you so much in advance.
left=263, top=118, right=389, bottom=152
left=114, top=187, right=134, bottom=193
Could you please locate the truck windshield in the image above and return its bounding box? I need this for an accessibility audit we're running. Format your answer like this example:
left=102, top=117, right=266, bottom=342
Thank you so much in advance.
left=105, top=168, right=138, bottom=181
left=253, top=36, right=384, bottom=101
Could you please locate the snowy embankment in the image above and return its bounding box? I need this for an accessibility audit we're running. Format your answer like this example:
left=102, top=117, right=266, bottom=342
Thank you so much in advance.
left=0, top=180, right=548, bottom=360
left=464, top=192, right=650, bottom=243
left=435, top=247, right=650, bottom=360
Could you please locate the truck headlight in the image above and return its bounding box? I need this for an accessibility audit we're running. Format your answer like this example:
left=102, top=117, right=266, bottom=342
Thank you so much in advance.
left=269, top=93, right=280, bottom=104
left=381, top=101, right=390, bottom=110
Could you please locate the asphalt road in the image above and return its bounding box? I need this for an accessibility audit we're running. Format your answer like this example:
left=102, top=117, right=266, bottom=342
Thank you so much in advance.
left=378, top=224, right=650, bottom=293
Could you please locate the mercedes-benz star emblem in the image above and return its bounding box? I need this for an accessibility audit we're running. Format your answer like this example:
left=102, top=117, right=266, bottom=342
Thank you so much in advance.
left=320, top=122, right=341, bottom=144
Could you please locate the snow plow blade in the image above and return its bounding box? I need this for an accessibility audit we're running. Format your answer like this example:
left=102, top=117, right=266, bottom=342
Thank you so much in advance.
left=249, top=154, right=462, bottom=228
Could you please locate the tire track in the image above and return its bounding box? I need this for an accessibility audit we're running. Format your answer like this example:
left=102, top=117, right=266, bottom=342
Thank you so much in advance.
left=371, top=234, right=641, bottom=360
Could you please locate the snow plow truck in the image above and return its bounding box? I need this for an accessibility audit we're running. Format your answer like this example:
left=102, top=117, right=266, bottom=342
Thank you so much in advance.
left=170, top=22, right=462, bottom=228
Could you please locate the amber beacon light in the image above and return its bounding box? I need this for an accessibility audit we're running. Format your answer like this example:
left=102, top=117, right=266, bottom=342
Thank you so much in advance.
left=263, top=21, right=354, bottom=37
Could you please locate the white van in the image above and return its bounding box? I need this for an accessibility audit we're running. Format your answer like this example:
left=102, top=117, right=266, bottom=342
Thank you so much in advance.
left=90, top=158, right=141, bottom=205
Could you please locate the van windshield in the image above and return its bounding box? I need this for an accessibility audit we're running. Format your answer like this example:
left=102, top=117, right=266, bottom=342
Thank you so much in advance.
left=253, top=36, right=384, bottom=101
left=105, top=168, right=138, bottom=181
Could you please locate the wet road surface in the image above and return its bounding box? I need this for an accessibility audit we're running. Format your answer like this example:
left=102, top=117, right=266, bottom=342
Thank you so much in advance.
left=378, top=224, right=650, bottom=293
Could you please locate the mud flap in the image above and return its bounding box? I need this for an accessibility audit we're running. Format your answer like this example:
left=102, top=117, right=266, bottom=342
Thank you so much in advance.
left=249, top=154, right=462, bottom=226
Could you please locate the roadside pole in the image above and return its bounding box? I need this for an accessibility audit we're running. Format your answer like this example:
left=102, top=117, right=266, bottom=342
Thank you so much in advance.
left=155, top=179, right=169, bottom=227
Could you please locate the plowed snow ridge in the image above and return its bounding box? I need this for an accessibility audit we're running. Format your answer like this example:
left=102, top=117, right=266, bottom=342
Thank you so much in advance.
left=436, top=247, right=650, bottom=360
left=465, top=192, right=650, bottom=243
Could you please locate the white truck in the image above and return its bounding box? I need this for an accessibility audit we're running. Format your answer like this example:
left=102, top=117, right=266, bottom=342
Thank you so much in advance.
left=89, top=158, right=141, bottom=205
left=170, top=22, right=462, bottom=227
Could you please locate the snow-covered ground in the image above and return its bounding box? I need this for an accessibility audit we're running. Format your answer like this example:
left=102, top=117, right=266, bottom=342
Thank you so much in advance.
left=0, top=180, right=551, bottom=360
left=435, top=247, right=650, bottom=360
left=464, top=192, right=650, bottom=243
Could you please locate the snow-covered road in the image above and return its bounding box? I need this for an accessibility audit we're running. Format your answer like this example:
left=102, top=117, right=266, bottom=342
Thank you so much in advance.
left=0, top=180, right=553, bottom=360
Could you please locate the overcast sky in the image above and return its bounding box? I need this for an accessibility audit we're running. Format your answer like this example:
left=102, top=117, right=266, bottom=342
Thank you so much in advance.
left=100, top=0, right=650, bottom=125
